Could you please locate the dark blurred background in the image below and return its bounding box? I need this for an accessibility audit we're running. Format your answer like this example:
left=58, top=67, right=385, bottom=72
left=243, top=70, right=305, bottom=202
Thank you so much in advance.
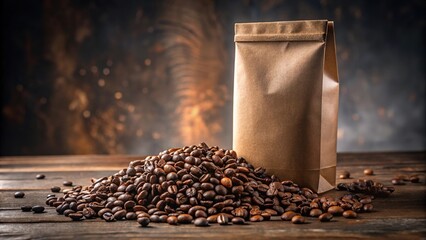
left=1, top=0, right=425, bottom=155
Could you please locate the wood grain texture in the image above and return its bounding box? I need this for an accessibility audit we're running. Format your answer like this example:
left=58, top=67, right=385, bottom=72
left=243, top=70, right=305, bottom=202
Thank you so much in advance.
left=0, top=152, right=425, bottom=239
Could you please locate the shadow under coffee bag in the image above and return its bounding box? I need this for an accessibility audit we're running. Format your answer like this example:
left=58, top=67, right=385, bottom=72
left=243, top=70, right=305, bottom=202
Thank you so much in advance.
left=233, top=20, right=339, bottom=193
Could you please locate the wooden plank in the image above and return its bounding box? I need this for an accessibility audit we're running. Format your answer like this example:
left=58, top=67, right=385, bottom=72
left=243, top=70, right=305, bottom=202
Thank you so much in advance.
left=0, top=172, right=115, bottom=190
left=0, top=152, right=425, bottom=239
left=1, top=219, right=425, bottom=239
left=0, top=155, right=141, bottom=172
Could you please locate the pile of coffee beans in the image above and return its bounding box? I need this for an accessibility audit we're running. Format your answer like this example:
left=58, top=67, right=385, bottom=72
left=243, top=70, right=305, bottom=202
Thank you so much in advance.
left=45, top=143, right=393, bottom=226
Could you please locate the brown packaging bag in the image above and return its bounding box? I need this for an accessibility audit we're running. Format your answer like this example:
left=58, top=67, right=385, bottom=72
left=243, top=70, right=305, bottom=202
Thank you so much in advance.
left=233, top=20, right=339, bottom=193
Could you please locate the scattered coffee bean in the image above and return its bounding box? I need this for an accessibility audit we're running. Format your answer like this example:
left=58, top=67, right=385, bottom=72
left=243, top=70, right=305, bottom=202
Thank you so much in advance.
left=32, top=205, right=45, bottom=213
left=291, top=215, right=305, bottom=224
left=137, top=217, right=150, bottom=227
left=363, top=204, right=374, bottom=212
left=319, top=213, right=333, bottom=222
left=63, top=181, right=73, bottom=186
left=194, top=217, right=209, bottom=227
left=391, top=178, right=404, bottom=185
left=217, top=214, right=228, bottom=225
left=342, top=210, right=357, bottom=218
left=21, top=205, right=32, bottom=212
left=364, top=169, right=374, bottom=175
left=410, top=175, right=420, bottom=183
left=69, top=213, right=83, bottom=221
left=339, top=171, right=350, bottom=179
left=51, top=186, right=61, bottom=192
left=14, top=192, right=25, bottom=198
left=36, top=174, right=45, bottom=179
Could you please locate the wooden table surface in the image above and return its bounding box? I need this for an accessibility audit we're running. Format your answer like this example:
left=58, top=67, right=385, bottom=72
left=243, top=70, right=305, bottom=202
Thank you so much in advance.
left=0, top=152, right=425, bottom=239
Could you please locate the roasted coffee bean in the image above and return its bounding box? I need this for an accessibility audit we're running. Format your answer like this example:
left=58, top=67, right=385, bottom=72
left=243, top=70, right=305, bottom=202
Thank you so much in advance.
left=233, top=208, right=248, bottom=218
left=98, top=208, right=112, bottom=218
left=252, top=196, right=264, bottom=205
left=51, top=186, right=61, bottom=192
left=364, top=169, right=374, bottom=175
left=83, top=207, right=96, bottom=218
left=281, top=211, right=299, bottom=221
left=114, top=209, right=127, bottom=220
left=309, top=209, right=323, bottom=217
left=63, top=209, right=75, bottom=217
left=215, top=185, right=227, bottom=195
left=36, top=174, right=45, bottom=179
left=32, top=205, right=45, bottom=213
left=14, top=192, right=25, bottom=198
left=291, top=215, right=305, bottom=224
left=201, top=183, right=214, bottom=191
left=360, top=197, right=372, bottom=204
left=231, top=217, right=246, bottom=224
left=207, top=214, right=219, bottom=223
left=328, top=206, right=344, bottom=216
left=391, top=178, right=404, bottom=185
left=194, top=217, right=209, bottom=227
left=67, top=213, right=82, bottom=221
left=250, top=215, right=264, bottom=222
left=137, top=217, right=150, bottom=227
left=410, top=175, right=420, bottom=183
left=126, top=167, right=136, bottom=176
left=177, top=214, right=193, bottom=224
left=343, top=210, right=357, bottom=218
left=103, top=212, right=115, bottom=222
left=217, top=214, right=229, bottom=225
left=203, top=190, right=216, bottom=200
left=261, top=212, right=271, bottom=220
left=220, top=177, right=233, bottom=188
left=21, top=205, right=32, bottom=212
left=363, top=204, right=374, bottom=212
left=149, top=215, right=160, bottom=223
left=63, top=181, right=73, bottom=186
left=167, top=216, right=178, bottom=225
left=195, top=210, right=208, bottom=218
left=352, top=202, right=363, bottom=213
left=159, top=215, right=168, bottom=223
left=319, top=213, right=333, bottom=222
left=339, top=171, right=350, bottom=179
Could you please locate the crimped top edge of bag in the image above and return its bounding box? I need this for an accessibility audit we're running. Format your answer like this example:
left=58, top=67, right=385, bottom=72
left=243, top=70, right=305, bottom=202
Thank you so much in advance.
left=235, top=20, right=329, bottom=42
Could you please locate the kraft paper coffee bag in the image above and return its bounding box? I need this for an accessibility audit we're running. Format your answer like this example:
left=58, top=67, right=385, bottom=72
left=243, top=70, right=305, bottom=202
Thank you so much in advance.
left=233, top=20, right=339, bottom=193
